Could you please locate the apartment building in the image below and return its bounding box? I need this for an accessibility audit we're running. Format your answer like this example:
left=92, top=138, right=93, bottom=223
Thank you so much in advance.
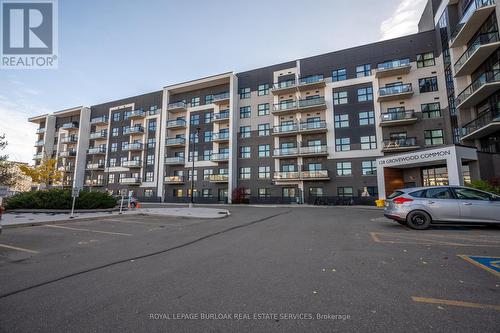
left=28, top=0, right=499, bottom=203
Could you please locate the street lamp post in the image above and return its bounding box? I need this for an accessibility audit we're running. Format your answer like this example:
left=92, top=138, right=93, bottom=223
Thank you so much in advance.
left=189, top=127, right=200, bottom=208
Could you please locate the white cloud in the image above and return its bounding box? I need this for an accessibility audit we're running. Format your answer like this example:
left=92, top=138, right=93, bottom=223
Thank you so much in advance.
left=379, top=0, right=428, bottom=40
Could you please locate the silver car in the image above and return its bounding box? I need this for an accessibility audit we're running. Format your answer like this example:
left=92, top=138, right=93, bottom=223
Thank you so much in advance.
left=384, top=186, right=500, bottom=230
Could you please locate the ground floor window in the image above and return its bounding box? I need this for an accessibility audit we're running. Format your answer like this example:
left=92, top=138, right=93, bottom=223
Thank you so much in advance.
left=173, top=189, right=183, bottom=197
left=258, top=188, right=271, bottom=198
left=309, top=187, right=324, bottom=197
left=202, top=189, right=212, bottom=198
left=422, top=166, right=448, bottom=186
left=366, top=186, right=378, bottom=197
left=462, top=164, right=471, bottom=184
left=218, top=189, right=228, bottom=201
left=337, top=187, right=353, bottom=197
left=282, top=187, right=297, bottom=198
left=144, top=190, right=154, bottom=197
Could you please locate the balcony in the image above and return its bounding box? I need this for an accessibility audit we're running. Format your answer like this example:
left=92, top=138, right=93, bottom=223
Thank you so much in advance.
left=64, top=165, right=74, bottom=172
left=128, top=109, right=146, bottom=119
left=461, top=108, right=500, bottom=140
left=455, top=33, right=500, bottom=77
left=34, top=140, right=44, bottom=147
left=89, top=131, right=107, bottom=140
left=380, top=110, right=418, bottom=127
left=122, top=160, right=142, bottom=168
left=59, top=150, right=77, bottom=158
left=212, top=132, right=229, bottom=142
left=165, top=137, right=186, bottom=146
left=273, top=171, right=300, bottom=180
left=272, top=123, right=299, bottom=136
left=36, top=128, right=46, bottom=134
left=208, top=174, right=229, bottom=183
left=210, top=152, right=229, bottom=162
left=122, top=142, right=143, bottom=151
left=85, top=179, right=104, bottom=186
left=301, top=170, right=329, bottom=180
left=164, top=175, right=185, bottom=183
left=33, top=153, right=43, bottom=160
left=166, top=119, right=186, bottom=129
left=450, top=0, right=496, bottom=48
left=62, top=122, right=78, bottom=130
left=212, top=92, right=230, bottom=105
left=60, top=136, right=78, bottom=144
left=382, top=137, right=419, bottom=152
left=167, top=101, right=187, bottom=112
left=273, top=147, right=299, bottom=157
left=299, top=145, right=328, bottom=156
left=123, top=126, right=144, bottom=135
left=90, top=116, right=108, bottom=125
left=119, top=177, right=141, bottom=185
left=299, top=120, right=327, bottom=133
left=271, top=80, right=296, bottom=94
left=297, top=97, right=326, bottom=112
left=87, top=147, right=106, bottom=155
left=456, top=70, right=500, bottom=109
left=377, top=84, right=413, bottom=102
left=298, top=75, right=325, bottom=90
left=213, top=111, right=230, bottom=122
left=272, top=101, right=297, bottom=114
left=86, top=163, right=105, bottom=170
left=375, top=59, right=411, bottom=78
left=165, top=156, right=185, bottom=165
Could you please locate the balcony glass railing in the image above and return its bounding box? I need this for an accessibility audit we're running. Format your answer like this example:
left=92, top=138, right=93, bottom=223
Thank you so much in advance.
left=120, top=177, right=141, bottom=184
left=212, top=92, right=230, bottom=102
left=210, top=153, right=229, bottom=161
left=301, top=170, right=329, bottom=178
left=273, top=124, right=298, bottom=134
left=212, top=132, right=230, bottom=141
left=456, top=70, right=500, bottom=106
left=377, top=58, right=410, bottom=70
left=462, top=107, right=500, bottom=136
left=454, top=32, right=500, bottom=73
left=35, top=140, right=44, bottom=146
left=90, top=131, right=107, bottom=139
left=299, top=145, right=328, bottom=155
left=299, top=120, right=327, bottom=131
left=123, top=143, right=143, bottom=150
left=86, top=163, right=104, bottom=169
left=380, top=110, right=416, bottom=122
left=165, top=176, right=184, bottom=182
left=36, top=128, right=46, bottom=134
left=451, top=0, right=495, bottom=42
left=213, top=111, right=230, bottom=120
left=87, top=147, right=106, bottom=154
left=90, top=116, right=108, bottom=124
left=62, top=122, right=78, bottom=129
left=273, top=101, right=297, bottom=112
left=61, top=136, right=78, bottom=143
left=129, top=109, right=146, bottom=118
left=273, top=147, right=298, bottom=156
left=165, top=156, right=184, bottom=164
left=166, top=119, right=186, bottom=127
left=123, top=126, right=144, bottom=135
left=298, top=97, right=326, bottom=108
left=379, top=84, right=412, bottom=96
left=122, top=160, right=142, bottom=167
left=382, top=137, right=417, bottom=149
left=274, top=171, right=300, bottom=179
left=273, top=80, right=296, bottom=90
left=86, top=179, right=104, bottom=186
left=168, top=101, right=187, bottom=109
left=208, top=174, right=229, bottom=182
left=165, top=137, right=186, bottom=145
left=60, top=150, right=77, bottom=157
left=299, top=75, right=324, bottom=85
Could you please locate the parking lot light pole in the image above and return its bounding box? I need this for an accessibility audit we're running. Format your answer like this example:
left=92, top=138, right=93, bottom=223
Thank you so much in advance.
left=189, top=127, right=200, bottom=208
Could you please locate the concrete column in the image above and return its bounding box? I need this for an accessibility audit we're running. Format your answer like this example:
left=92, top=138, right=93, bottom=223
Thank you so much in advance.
left=376, top=163, right=386, bottom=199
left=446, top=154, right=463, bottom=186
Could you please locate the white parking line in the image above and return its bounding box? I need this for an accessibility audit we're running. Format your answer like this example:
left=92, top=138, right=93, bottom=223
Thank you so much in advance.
left=43, top=224, right=132, bottom=236
left=0, top=243, right=39, bottom=254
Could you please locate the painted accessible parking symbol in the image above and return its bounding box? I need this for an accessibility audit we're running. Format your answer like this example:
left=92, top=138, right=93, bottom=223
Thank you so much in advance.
left=459, top=255, right=500, bottom=278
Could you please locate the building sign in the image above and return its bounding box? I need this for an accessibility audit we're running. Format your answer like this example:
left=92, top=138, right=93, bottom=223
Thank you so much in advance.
left=378, top=148, right=452, bottom=166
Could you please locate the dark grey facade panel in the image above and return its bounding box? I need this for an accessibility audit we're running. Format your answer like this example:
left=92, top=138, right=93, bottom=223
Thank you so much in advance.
left=236, top=61, right=297, bottom=90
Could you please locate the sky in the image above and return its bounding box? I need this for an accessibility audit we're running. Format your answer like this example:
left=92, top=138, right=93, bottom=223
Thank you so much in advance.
left=0, top=0, right=427, bottom=163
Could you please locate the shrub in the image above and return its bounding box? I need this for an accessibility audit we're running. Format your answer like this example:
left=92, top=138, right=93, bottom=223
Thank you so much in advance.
left=466, top=179, right=500, bottom=195
left=4, top=189, right=116, bottom=210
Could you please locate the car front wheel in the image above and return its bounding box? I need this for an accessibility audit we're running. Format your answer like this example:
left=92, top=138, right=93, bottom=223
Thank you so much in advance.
left=406, top=210, right=431, bottom=230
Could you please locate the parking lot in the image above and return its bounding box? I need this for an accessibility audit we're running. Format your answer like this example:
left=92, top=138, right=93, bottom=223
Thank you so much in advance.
left=0, top=206, right=499, bottom=332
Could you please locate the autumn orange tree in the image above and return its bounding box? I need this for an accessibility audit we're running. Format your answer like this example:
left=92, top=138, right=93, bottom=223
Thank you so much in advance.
left=20, top=158, right=63, bottom=187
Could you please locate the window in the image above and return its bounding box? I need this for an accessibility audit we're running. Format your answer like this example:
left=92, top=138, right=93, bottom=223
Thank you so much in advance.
left=421, top=102, right=441, bottom=118
left=147, top=138, right=156, bottom=149
left=111, top=142, right=117, bottom=152
left=191, top=97, right=200, bottom=107
left=146, top=172, right=154, bottom=182
left=173, top=189, right=184, bottom=197
left=335, top=137, right=350, bottom=151
left=204, top=131, right=212, bottom=142
left=190, top=114, right=200, bottom=125
left=205, top=95, right=213, bottom=105
left=333, top=91, right=348, bottom=105
left=112, top=112, right=120, bottom=122
left=147, top=154, right=154, bottom=166
left=258, top=83, right=269, bottom=96
left=258, top=166, right=270, bottom=179
left=120, top=157, right=127, bottom=166
left=424, top=187, right=452, bottom=199
left=240, top=146, right=251, bottom=158
left=424, top=129, right=444, bottom=146
left=362, top=161, right=376, bottom=175
left=188, top=150, right=199, bottom=162
left=332, top=68, right=347, bottom=81
left=189, top=132, right=199, bottom=143
left=258, top=103, right=270, bottom=116
left=112, top=128, right=119, bottom=137
left=203, top=169, right=214, bottom=180
left=108, top=174, right=115, bottom=183
left=359, top=111, right=375, bottom=125
left=240, top=126, right=251, bottom=138
left=361, top=135, right=377, bottom=150
left=203, top=150, right=212, bottom=161
left=148, top=119, right=156, bottom=132
left=258, top=188, right=271, bottom=198
left=187, top=169, right=197, bottom=181
left=334, top=114, right=349, bottom=128
left=337, top=187, right=353, bottom=197
left=109, top=158, right=116, bottom=167
left=258, top=123, right=270, bottom=136
left=258, top=144, right=270, bottom=157
left=239, top=167, right=251, bottom=179
left=149, top=105, right=158, bottom=115
left=204, top=112, right=213, bottom=123
left=240, top=87, right=250, bottom=99
left=356, top=64, right=371, bottom=77
left=240, top=106, right=251, bottom=118
left=417, top=52, right=435, bottom=68
left=453, top=188, right=493, bottom=201
left=201, top=189, right=212, bottom=198
left=144, top=190, right=154, bottom=197
left=419, top=77, right=438, bottom=93
left=357, top=87, right=373, bottom=102
left=367, top=186, right=378, bottom=197
left=336, top=162, right=352, bottom=176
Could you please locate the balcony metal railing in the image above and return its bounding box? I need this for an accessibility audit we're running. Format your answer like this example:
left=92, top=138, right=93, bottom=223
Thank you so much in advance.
left=62, top=122, right=78, bottom=129
left=462, top=107, right=500, bottom=137
left=273, top=171, right=300, bottom=179
left=301, top=170, right=329, bottom=179
left=298, top=97, right=326, bottom=108
left=165, top=137, right=186, bottom=145
left=450, top=0, right=495, bottom=43
left=123, top=142, right=143, bottom=151
left=87, top=147, right=106, bottom=154
left=273, top=147, right=298, bottom=156
left=61, top=136, right=78, bottom=143
left=273, top=80, right=296, bottom=90
left=454, top=32, right=500, bottom=73
left=456, top=70, right=500, bottom=106
left=119, top=177, right=141, bottom=184
left=123, top=126, right=144, bottom=135
left=164, top=176, right=185, bottom=183
left=89, top=131, right=107, bottom=139
left=212, top=132, right=230, bottom=141
left=382, top=137, right=418, bottom=149
left=166, top=119, right=186, bottom=128
left=379, top=83, right=412, bottom=96
left=167, top=101, right=187, bottom=110
left=90, top=116, right=108, bottom=124
left=212, top=92, right=230, bottom=103
left=299, top=145, right=328, bottom=155
left=299, top=120, right=327, bottom=131
left=210, top=153, right=229, bottom=161
left=380, top=110, right=416, bottom=122
left=165, top=156, right=185, bottom=164
left=377, top=58, right=410, bottom=70
left=273, top=101, right=297, bottom=112
left=273, top=124, right=298, bottom=134
left=298, top=75, right=324, bottom=85
left=208, top=174, right=229, bottom=182
left=86, top=163, right=105, bottom=170
left=122, top=160, right=142, bottom=167
left=36, top=128, right=46, bottom=134
left=213, top=111, right=230, bottom=121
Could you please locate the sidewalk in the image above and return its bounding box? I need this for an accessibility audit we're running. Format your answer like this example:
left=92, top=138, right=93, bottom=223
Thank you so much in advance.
left=0, top=207, right=230, bottom=229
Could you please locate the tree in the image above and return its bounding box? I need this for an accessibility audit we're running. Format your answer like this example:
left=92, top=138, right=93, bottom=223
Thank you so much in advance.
left=0, top=134, right=16, bottom=186
left=19, top=158, right=63, bottom=187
